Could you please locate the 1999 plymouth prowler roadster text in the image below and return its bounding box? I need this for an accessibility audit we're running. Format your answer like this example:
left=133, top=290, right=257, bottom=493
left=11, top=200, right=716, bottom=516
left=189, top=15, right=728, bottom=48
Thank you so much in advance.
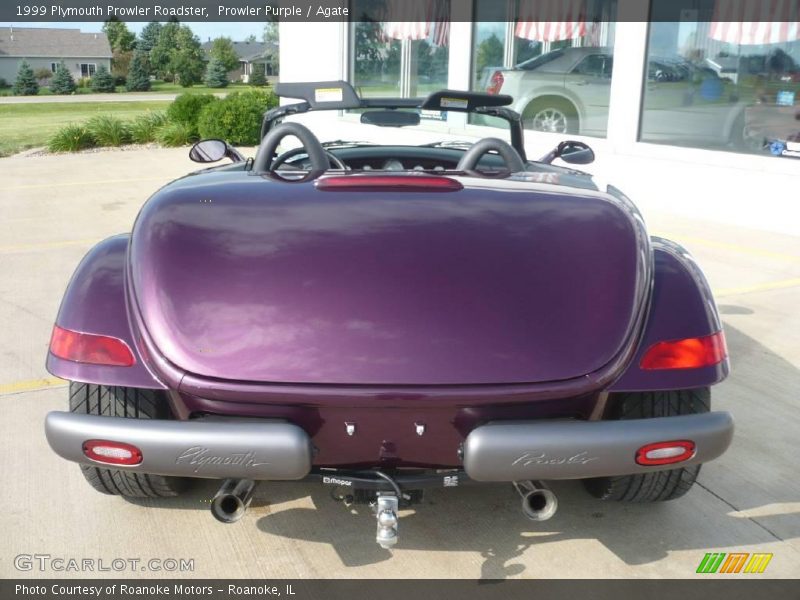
left=45, top=81, right=733, bottom=549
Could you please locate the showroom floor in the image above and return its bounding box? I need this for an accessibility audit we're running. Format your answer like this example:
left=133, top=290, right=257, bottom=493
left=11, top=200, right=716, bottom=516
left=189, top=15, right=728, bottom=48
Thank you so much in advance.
left=1, top=147, right=798, bottom=578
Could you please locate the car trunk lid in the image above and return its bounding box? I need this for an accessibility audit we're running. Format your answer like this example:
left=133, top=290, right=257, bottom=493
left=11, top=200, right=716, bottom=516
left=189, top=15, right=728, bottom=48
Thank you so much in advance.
left=129, top=173, right=645, bottom=386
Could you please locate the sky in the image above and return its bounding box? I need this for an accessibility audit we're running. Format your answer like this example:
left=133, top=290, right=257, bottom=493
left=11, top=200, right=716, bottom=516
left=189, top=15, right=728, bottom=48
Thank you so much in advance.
left=0, top=21, right=265, bottom=42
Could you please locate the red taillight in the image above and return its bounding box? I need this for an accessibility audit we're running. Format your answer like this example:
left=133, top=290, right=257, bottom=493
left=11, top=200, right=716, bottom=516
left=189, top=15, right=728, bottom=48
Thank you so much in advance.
left=316, top=175, right=463, bottom=192
left=487, top=71, right=504, bottom=95
left=636, top=440, right=696, bottom=466
left=49, top=325, right=136, bottom=367
left=639, top=331, right=727, bottom=370
left=83, top=439, right=142, bottom=466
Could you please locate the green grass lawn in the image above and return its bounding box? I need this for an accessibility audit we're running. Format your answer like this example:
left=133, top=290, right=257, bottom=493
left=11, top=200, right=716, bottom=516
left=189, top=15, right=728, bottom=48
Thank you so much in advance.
left=0, top=100, right=170, bottom=156
left=0, top=81, right=257, bottom=97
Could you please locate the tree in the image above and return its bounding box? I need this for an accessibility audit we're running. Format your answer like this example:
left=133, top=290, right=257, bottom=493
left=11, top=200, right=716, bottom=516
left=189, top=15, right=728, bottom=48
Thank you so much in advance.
left=50, top=62, right=76, bottom=94
left=90, top=64, right=116, bottom=92
left=475, top=34, right=504, bottom=82
left=263, top=21, right=279, bottom=45
left=151, top=23, right=205, bottom=86
left=138, top=21, right=162, bottom=54
left=249, top=62, right=266, bottom=86
left=209, top=37, right=240, bottom=73
left=125, top=50, right=151, bottom=91
left=204, top=57, right=229, bottom=88
left=12, top=60, right=39, bottom=96
left=245, top=34, right=257, bottom=43
left=111, top=50, right=133, bottom=85
left=150, top=20, right=180, bottom=80
left=103, top=17, right=136, bottom=52
left=171, top=26, right=206, bottom=87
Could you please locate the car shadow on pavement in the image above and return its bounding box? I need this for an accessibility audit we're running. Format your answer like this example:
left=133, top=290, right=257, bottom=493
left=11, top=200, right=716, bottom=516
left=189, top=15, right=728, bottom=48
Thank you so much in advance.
left=128, top=319, right=797, bottom=577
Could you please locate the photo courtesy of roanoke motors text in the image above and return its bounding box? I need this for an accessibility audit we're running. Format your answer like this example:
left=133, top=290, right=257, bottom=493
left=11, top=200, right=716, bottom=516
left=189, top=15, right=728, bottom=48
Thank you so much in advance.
left=0, top=0, right=798, bottom=597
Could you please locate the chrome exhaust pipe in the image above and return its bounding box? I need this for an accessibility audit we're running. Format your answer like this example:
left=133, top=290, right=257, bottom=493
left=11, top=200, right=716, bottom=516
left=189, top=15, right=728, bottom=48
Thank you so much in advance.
left=513, top=480, right=558, bottom=521
left=211, top=479, right=256, bottom=523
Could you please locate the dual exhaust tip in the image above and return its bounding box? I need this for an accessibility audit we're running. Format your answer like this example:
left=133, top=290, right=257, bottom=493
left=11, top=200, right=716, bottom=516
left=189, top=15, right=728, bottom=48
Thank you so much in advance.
left=209, top=477, right=558, bottom=525
left=211, top=479, right=256, bottom=524
left=514, top=480, right=558, bottom=522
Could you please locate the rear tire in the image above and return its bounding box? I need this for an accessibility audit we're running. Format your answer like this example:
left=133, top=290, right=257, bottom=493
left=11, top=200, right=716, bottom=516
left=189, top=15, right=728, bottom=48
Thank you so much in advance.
left=68, top=382, right=189, bottom=498
left=583, top=388, right=710, bottom=502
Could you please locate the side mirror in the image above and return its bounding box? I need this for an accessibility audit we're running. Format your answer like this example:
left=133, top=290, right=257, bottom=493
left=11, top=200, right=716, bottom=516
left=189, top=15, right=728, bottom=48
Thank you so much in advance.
left=189, top=139, right=245, bottom=163
left=539, top=140, right=595, bottom=165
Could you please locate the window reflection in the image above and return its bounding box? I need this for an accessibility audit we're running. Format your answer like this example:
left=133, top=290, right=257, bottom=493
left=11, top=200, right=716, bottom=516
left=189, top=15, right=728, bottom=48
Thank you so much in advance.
left=471, top=0, right=617, bottom=138
left=352, top=0, right=450, bottom=98
left=642, top=0, right=800, bottom=156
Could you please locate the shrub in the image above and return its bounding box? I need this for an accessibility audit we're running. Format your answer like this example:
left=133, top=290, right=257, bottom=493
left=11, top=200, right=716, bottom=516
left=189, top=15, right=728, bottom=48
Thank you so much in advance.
left=90, top=65, right=116, bottom=93
left=50, top=62, right=76, bottom=94
left=197, top=90, right=278, bottom=145
left=204, top=58, right=229, bottom=88
left=249, top=63, right=266, bottom=87
left=167, top=93, right=217, bottom=134
left=155, top=122, right=196, bottom=147
left=126, top=51, right=151, bottom=92
left=34, top=67, right=53, bottom=81
left=0, top=78, right=8, bottom=88
left=48, top=124, right=94, bottom=152
left=13, top=60, right=39, bottom=96
left=129, top=112, right=167, bottom=143
left=86, top=115, right=130, bottom=146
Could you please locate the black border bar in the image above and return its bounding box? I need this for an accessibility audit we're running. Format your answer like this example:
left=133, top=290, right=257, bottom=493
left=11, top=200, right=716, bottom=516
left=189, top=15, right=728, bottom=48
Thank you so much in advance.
left=3, top=0, right=799, bottom=23
left=3, top=579, right=800, bottom=600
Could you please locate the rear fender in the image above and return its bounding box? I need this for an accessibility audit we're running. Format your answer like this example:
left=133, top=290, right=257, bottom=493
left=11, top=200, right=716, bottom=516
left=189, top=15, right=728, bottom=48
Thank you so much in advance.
left=610, top=237, right=729, bottom=392
left=45, top=235, right=167, bottom=389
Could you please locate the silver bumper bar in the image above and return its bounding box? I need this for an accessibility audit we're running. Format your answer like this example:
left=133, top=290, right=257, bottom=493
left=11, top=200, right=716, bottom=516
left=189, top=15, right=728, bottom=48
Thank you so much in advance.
left=45, top=412, right=313, bottom=480
left=463, top=412, right=734, bottom=481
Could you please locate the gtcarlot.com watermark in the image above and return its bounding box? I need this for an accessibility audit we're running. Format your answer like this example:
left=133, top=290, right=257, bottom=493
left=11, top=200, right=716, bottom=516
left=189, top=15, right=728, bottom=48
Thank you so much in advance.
left=14, top=553, right=194, bottom=573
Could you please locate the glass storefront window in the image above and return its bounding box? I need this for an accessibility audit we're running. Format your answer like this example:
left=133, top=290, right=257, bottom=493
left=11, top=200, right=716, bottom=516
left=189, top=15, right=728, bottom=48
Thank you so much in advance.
left=471, top=0, right=617, bottom=137
left=642, top=0, right=800, bottom=156
left=351, top=0, right=450, bottom=98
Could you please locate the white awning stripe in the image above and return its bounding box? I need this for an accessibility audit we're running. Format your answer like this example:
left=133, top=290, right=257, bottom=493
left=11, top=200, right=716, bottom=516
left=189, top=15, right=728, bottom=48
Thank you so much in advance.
left=710, top=0, right=800, bottom=44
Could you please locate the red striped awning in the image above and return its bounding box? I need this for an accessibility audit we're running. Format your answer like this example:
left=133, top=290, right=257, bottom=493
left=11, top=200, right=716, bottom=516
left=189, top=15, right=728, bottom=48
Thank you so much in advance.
left=516, top=0, right=588, bottom=42
left=382, top=0, right=450, bottom=45
left=710, top=0, right=800, bottom=44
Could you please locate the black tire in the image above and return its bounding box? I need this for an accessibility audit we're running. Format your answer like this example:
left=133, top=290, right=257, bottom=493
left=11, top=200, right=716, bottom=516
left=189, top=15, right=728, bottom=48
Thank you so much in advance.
left=68, top=382, right=189, bottom=498
left=583, top=388, right=710, bottom=503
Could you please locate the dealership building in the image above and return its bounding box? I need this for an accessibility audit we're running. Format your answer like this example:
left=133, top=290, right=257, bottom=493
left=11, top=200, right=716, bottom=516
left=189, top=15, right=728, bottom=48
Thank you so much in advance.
left=280, top=0, right=800, bottom=233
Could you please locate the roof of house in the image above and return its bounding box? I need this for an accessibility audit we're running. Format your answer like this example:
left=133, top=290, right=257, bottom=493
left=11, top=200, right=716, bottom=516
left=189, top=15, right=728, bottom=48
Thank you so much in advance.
left=0, top=27, right=112, bottom=59
left=201, top=40, right=277, bottom=63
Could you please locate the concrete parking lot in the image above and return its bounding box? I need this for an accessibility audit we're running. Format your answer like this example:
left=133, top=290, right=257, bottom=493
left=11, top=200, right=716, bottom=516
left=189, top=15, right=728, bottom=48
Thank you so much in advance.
left=0, top=147, right=798, bottom=578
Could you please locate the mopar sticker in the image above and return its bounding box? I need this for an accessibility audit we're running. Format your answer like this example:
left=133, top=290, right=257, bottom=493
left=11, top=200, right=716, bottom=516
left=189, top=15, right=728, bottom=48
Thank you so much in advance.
left=322, top=476, right=352, bottom=486
left=315, top=87, right=344, bottom=103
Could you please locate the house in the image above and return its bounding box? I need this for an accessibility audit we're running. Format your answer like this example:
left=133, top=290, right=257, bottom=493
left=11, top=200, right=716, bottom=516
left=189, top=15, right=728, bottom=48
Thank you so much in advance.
left=201, top=39, right=279, bottom=83
left=0, top=26, right=112, bottom=84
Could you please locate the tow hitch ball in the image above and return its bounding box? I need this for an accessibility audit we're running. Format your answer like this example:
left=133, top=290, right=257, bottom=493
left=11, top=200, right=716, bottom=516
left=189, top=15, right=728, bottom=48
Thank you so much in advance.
left=374, top=493, right=400, bottom=549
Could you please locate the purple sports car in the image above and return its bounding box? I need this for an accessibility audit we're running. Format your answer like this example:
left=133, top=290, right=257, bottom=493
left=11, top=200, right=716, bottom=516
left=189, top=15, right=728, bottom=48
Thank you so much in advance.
left=45, top=81, right=732, bottom=548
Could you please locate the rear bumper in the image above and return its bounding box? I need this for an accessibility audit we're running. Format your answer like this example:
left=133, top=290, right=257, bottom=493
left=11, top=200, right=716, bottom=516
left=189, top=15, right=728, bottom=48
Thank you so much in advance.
left=45, top=412, right=312, bottom=480
left=463, top=412, right=734, bottom=481
left=45, top=410, right=733, bottom=482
